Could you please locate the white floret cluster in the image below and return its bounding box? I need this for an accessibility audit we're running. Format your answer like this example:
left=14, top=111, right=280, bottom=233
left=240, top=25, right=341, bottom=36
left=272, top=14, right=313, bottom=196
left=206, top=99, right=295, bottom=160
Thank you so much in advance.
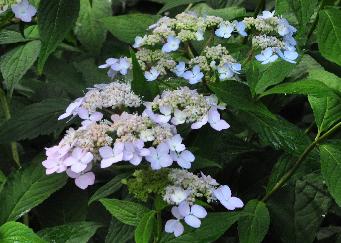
left=244, top=11, right=299, bottom=64
left=144, top=86, right=230, bottom=131
left=163, top=169, right=243, bottom=237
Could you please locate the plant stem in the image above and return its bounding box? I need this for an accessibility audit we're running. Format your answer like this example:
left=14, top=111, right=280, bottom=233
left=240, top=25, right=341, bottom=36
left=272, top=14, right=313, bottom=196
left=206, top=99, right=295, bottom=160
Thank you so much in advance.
left=254, top=0, right=266, bottom=18
left=0, top=89, right=21, bottom=169
left=184, top=3, right=193, bottom=12
left=154, top=211, right=162, bottom=243
left=306, top=0, right=325, bottom=46
left=262, top=121, right=341, bottom=202
left=185, top=42, right=195, bottom=59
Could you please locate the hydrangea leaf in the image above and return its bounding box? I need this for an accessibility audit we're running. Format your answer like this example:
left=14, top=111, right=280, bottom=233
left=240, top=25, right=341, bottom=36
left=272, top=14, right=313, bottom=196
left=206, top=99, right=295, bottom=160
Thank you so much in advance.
left=0, top=221, right=46, bottom=243
left=74, top=0, right=112, bottom=54
left=158, top=0, right=204, bottom=14
left=135, top=211, right=156, bottom=243
left=101, top=14, right=160, bottom=44
left=238, top=200, right=270, bottom=243
left=320, top=140, right=341, bottom=207
left=246, top=59, right=295, bottom=95
left=0, top=98, right=70, bottom=143
left=268, top=173, right=332, bottom=243
left=100, top=198, right=150, bottom=226
left=308, top=69, right=341, bottom=93
left=317, top=8, right=341, bottom=66
left=88, top=173, right=128, bottom=205
left=37, top=0, right=80, bottom=73
left=308, top=94, right=341, bottom=135
left=208, top=80, right=275, bottom=118
left=0, top=29, right=28, bottom=44
left=260, top=79, right=336, bottom=98
left=131, top=49, right=159, bottom=101
left=105, top=219, right=134, bottom=243
left=37, top=222, right=102, bottom=243
left=0, top=161, right=67, bottom=225
left=160, top=212, right=240, bottom=243
left=0, top=40, right=41, bottom=95
left=192, top=3, right=246, bottom=20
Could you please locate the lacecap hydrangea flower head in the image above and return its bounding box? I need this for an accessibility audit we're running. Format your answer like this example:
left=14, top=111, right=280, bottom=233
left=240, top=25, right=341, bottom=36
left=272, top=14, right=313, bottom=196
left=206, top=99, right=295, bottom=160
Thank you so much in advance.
left=42, top=9, right=299, bottom=238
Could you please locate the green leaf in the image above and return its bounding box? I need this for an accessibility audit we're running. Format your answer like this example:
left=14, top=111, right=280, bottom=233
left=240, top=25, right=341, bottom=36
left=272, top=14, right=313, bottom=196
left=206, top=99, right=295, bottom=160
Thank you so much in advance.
left=135, top=211, right=156, bottom=243
left=38, top=222, right=102, bottom=243
left=238, top=200, right=270, bottom=243
left=158, top=0, right=204, bottom=14
left=105, top=219, right=134, bottom=243
left=308, top=95, right=341, bottom=135
left=308, top=69, right=341, bottom=93
left=246, top=59, right=296, bottom=95
left=0, top=30, right=27, bottom=44
left=268, top=173, right=332, bottom=243
left=320, top=140, right=341, bottom=207
left=160, top=212, right=240, bottom=243
left=0, top=162, right=67, bottom=224
left=191, top=155, right=222, bottom=170
left=131, top=49, right=159, bottom=101
left=208, top=80, right=274, bottom=118
left=35, top=183, right=88, bottom=227
left=0, top=98, right=70, bottom=143
left=0, top=221, right=46, bottom=243
left=75, top=0, right=112, bottom=54
left=0, top=40, right=41, bottom=95
left=317, top=8, right=341, bottom=66
left=37, top=0, right=80, bottom=73
left=288, top=0, right=317, bottom=27
left=192, top=3, right=246, bottom=20
left=101, top=14, right=160, bottom=43
left=260, top=79, right=336, bottom=98
left=0, top=169, right=5, bottom=193
left=100, top=198, right=150, bottom=226
left=88, top=173, right=128, bottom=205
left=240, top=112, right=313, bottom=156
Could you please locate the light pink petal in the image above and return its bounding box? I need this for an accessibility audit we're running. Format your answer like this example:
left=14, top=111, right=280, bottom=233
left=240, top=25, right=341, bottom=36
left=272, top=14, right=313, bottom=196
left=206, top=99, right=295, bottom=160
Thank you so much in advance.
left=81, top=152, right=93, bottom=164
left=66, top=169, right=79, bottom=179
left=191, top=205, right=207, bottom=218
left=71, top=162, right=87, bottom=173
left=99, top=146, right=114, bottom=159
left=77, top=107, right=89, bottom=120
left=157, top=143, right=170, bottom=154
left=75, top=172, right=95, bottom=189
left=173, top=221, right=184, bottom=237
left=90, top=112, right=103, bottom=122
left=46, top=168, right=58, bottom=175
left=63, top=157, right=78, bottom=166
left=129, top=155, right=142, bottom=166
left=210, top=119, right=230, bottom=131
left=229, top=197, right=244, bottom=208
left=180, top=150, right=195, bottom=163
left=191, top=115, right=208, bottom=129
left=184, top=215, right=201, bottom=228
left=208, top=108, right=220, bottom=123
left=101, top=157, right=117, bottom=168
left=178, top=201, right=190, bottom=217
left=42, top=159, right=55, bottom=169
left=171, top=206, right=182, bottom=219
left=165, top=219, right=177, bottom=233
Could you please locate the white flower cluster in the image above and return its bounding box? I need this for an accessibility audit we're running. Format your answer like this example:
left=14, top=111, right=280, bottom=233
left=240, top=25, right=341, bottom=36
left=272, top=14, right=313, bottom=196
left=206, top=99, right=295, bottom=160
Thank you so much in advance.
left=99, top=12, right=246, bottom=84
left=164, top=169, right=243, bottom=237
left=144, top=86, right=230, bottom=131
left=1, top=0, right=36, bottom=22
left=58, top=82, right=141, bottom=121
left=244, top=11, right=299, bottom=64
left=42, top=122, right=113, bottom=189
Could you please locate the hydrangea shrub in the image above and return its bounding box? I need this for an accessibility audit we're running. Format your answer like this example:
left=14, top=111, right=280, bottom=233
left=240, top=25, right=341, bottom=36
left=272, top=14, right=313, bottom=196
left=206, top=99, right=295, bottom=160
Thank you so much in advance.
left=0, top=0, right=340, bottom=242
